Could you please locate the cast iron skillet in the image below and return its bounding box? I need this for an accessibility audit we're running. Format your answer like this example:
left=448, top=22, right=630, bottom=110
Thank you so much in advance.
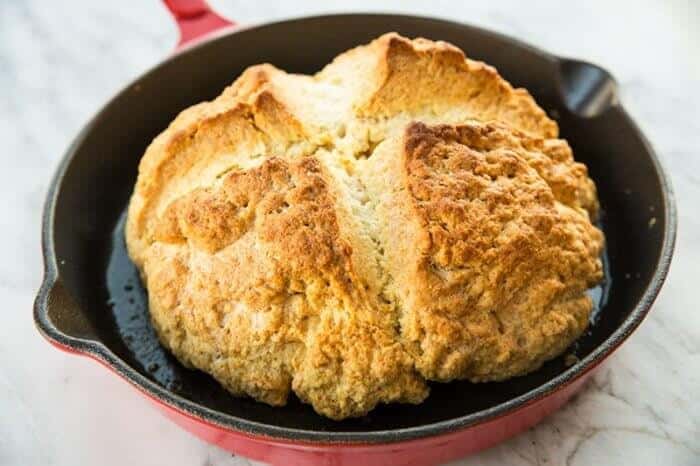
left=34, top=3, right=676, bottom=465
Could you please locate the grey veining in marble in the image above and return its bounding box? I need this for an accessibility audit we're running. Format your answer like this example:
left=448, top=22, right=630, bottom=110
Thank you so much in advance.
left=1, top=1, right=698, bottom=465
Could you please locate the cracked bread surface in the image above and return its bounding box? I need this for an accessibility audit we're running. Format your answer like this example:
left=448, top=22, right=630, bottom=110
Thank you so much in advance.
left=126, top=33, right=603, bottom=419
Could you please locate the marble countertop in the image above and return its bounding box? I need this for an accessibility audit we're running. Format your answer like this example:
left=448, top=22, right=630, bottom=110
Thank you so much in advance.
left=1, top=0, right=698, bottom=465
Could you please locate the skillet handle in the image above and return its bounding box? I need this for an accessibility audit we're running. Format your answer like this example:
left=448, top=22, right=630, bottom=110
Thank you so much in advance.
left=162, top=0, right=235, bottom=50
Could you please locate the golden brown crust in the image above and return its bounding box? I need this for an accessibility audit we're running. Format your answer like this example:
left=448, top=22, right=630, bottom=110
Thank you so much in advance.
left=143, top=156, right=427, bottom=419
left=126, top=33, right=602, bottom=419
left=318, top=33, right=558, bottom=138
left=369, top=122, right=603, bottom=381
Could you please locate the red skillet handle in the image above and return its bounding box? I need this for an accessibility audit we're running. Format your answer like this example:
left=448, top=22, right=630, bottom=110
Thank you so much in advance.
left=162, top=0, right=235, bottom=50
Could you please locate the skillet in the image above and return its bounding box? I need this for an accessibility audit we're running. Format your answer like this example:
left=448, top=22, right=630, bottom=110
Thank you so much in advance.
left=34, top=2, right=677, bottom=465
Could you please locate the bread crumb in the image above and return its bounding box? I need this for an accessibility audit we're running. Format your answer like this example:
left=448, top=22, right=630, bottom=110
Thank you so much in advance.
left=564, top=354, right=579, bottom=367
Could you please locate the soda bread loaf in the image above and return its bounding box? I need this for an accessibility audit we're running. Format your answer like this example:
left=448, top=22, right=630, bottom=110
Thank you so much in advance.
left=126, top=33, right=603, bottom=420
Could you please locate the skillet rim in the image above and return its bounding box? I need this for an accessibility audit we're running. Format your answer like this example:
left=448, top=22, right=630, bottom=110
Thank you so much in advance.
left=33, top=12, right=677, bottom=444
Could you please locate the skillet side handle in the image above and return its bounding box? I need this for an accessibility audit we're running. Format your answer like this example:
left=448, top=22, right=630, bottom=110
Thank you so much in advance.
left=162, top=0, right=235, bottom=50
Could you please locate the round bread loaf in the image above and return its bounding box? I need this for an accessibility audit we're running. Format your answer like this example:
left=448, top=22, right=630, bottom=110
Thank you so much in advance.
left=126, top=33, right=603, bottom=420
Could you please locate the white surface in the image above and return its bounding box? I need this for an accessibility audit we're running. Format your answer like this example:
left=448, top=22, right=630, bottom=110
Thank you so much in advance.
left=1, top=1, right=698, bottom=465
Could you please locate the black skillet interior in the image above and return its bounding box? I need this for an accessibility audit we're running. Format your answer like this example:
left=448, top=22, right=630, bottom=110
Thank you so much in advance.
left=42, top=14, right=671, bottom=434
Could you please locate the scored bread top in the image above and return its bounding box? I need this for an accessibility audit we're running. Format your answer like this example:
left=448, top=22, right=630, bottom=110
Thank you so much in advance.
left=126, top=33, right=602, bottom=419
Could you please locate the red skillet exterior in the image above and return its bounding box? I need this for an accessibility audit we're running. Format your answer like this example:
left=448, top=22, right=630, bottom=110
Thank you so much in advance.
left=160, top=368, right=594, bottom=466
left=45, top=336, right=598, bottom=466
left=162, top=0, right=235, bottom=49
